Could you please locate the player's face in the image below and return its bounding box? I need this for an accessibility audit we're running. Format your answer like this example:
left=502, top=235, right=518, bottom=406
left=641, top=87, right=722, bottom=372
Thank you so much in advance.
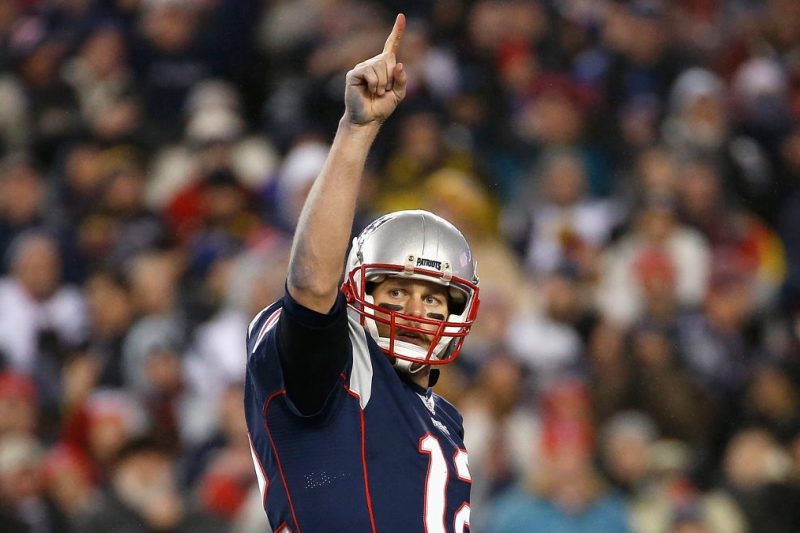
left=371, top=277, right=449, bottom=349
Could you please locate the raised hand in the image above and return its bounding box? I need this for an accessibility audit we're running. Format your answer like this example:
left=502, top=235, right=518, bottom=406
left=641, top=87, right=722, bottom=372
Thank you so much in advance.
left=344, top=14, right=408, bottom=125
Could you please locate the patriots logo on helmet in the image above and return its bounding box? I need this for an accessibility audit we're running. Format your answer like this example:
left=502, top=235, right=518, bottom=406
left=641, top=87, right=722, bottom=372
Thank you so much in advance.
left=416, top=257, right=442, bottom=270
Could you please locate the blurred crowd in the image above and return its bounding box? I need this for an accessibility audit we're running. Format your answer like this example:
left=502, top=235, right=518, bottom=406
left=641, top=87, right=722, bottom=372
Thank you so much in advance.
left=1, top=0, right=800, bottom=532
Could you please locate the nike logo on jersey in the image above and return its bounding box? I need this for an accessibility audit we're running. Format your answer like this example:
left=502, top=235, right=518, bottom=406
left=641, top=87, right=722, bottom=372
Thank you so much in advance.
left=432, top=418, right=450, bottom=436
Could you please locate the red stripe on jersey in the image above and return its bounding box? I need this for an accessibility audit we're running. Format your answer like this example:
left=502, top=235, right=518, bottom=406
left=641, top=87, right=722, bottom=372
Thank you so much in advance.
left=263, top=389, right=302, bottom=533
left=453, top=448, right=472, bottom=483
left=254, top=309, right=282, bottom=350
left=342, top=384, right=378, bottom=533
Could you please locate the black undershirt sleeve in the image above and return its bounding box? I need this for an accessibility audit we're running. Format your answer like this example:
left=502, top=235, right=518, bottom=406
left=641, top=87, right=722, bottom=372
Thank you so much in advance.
left=277, top=288, right=350, bottom=416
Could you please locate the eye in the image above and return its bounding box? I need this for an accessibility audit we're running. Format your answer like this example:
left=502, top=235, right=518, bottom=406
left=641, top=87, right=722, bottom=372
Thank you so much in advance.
left=388, top=288, right=405, bottom=298
left=424, top=295, right=444, bottom=306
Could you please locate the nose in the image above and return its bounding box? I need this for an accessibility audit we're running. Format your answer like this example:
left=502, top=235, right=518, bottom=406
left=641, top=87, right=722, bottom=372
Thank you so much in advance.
left=405, top=296, right=425, bottom=318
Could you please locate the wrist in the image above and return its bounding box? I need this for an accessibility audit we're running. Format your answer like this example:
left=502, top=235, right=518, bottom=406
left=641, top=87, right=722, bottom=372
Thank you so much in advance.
left=339, top=115, right=381, bottom=138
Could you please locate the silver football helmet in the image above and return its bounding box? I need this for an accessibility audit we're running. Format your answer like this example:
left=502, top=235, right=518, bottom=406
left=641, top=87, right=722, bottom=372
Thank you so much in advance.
left=343, top=210, right=480, bottom=373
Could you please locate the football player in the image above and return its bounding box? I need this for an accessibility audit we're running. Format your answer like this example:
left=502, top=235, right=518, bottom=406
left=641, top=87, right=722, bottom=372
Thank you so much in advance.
left=244, top=14, right=480, bottom=532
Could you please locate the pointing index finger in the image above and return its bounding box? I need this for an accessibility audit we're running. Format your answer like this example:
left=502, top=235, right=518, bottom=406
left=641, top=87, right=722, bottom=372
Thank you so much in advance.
left=382, top=13, right=406, bottom=55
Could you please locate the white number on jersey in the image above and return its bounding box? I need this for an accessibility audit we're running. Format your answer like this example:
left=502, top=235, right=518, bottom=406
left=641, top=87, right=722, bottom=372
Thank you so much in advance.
left=418, top=434, right=471, bottom=533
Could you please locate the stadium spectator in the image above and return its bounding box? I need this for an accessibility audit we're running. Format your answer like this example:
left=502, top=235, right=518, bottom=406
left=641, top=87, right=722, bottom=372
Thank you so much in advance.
left=74, top=437, right=225, bottom=533
left=0, top=231, right=86, bottom=376
left=0, top=432, right=68, bottom=533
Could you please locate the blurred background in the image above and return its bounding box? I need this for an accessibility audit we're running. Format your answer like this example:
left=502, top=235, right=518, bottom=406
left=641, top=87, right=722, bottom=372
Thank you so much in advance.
left=0, top=0, right=799, bottom=531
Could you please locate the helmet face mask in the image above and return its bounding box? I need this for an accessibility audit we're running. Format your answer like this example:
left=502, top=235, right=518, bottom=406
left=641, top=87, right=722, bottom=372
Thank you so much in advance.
left=342, top=211, right=480, bottom=372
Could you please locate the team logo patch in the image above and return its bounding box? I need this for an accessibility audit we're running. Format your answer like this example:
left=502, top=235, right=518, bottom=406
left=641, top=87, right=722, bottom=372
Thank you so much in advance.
left=416, top=257, right=442, bottom=270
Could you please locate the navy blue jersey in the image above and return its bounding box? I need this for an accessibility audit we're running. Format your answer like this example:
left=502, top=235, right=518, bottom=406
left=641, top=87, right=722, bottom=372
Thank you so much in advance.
left=244, top=290, right=472, bottom=532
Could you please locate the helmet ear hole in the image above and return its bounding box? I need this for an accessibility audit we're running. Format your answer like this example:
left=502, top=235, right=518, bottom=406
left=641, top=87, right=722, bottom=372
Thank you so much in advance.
left=365, top=281, right=378, bottom=295
left=448, top=288, right=467, bottom=315
left=364, top=275, right=386, bottom=296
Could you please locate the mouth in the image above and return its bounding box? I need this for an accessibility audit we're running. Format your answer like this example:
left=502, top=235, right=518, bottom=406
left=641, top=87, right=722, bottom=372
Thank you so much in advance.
left=397, top=330, right=429, bottom=347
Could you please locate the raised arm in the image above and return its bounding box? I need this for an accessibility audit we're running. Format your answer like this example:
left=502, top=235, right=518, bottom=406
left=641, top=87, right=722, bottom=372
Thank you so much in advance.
left=287, top=14, right=408, bottom=313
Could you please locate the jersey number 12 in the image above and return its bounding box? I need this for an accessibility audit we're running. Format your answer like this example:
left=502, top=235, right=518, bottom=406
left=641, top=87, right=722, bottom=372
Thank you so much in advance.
left=419, top=434, right=471, bottom=533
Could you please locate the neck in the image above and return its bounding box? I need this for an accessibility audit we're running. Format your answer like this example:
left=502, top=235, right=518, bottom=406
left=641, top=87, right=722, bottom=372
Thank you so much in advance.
left=394, top=361, right=432, bottom=389
left=409, top=368, right=431, bottom=388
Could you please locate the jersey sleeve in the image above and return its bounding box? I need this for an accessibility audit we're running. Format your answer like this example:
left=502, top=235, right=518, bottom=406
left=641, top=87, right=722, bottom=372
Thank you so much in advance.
left=246, top=288, right=350, bottom=417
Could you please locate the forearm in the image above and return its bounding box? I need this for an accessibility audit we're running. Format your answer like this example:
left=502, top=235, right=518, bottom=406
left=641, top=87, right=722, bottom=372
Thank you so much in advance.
left=287, top=118, right=380, bottom=313
left=287, top=13, right=406, bottom=313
